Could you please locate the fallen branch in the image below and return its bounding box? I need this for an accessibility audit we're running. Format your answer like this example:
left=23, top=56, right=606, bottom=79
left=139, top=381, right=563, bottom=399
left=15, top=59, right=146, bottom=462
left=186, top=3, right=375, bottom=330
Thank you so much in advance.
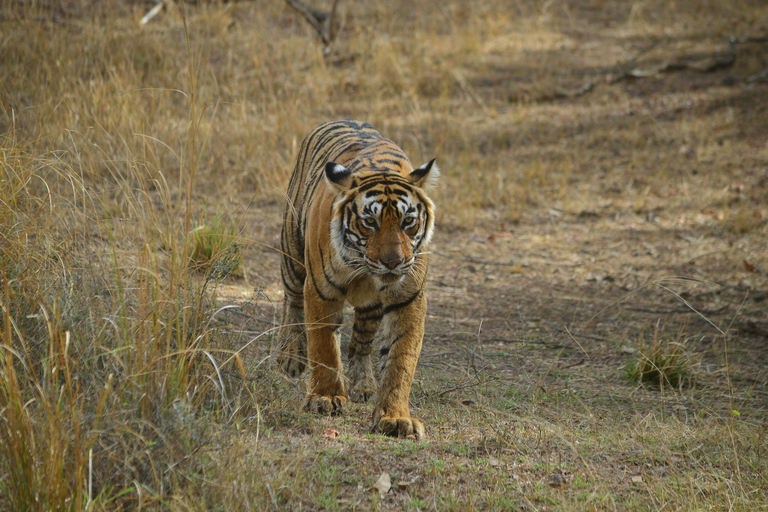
left=745, top=70, right=768, bottom=83
left=285, top=0, right=340, bottom=46
left=437, top=376, right=497, bottom=397
left=551, top=35, right=768, bottom=100
left=140, top=1, right=164, bottom=25
left=432, top=250, right=517, bottom=266
left=625, top=304, right=730, bottom=315
left=557, top=358, right=585, bottom=370
left=484, top=338, right=570, bottom=349
left=612, top=35, right=768, bottom=85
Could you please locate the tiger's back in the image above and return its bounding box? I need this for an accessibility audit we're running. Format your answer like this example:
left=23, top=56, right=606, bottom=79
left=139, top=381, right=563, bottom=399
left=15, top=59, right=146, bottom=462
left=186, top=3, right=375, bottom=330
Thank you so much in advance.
left=277, top=119, right=438, bottom=439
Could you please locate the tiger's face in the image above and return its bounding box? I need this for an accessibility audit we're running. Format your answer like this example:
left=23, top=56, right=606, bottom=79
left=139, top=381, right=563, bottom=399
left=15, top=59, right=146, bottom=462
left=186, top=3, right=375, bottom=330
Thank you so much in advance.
left=325, top=159, right=438, bottom=284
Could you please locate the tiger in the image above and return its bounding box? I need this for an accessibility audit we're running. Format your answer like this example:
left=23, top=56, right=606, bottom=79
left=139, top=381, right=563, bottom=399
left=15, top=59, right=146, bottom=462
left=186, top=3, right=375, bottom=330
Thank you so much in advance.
left=276, top=119, right=438, bottom=439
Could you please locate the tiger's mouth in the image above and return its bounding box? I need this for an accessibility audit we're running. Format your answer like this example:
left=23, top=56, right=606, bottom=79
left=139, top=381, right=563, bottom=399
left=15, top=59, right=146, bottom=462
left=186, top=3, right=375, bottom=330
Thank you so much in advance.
left=364, top=261, right=409, bottom=282
left=378, top=271, right=404, bottom=283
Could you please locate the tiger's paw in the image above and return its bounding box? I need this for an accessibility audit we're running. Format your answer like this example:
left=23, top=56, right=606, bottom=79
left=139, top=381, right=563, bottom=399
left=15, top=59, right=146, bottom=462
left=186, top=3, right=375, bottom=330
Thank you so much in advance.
left=372, top=414, right=425, bottom=440
left=347, top=356, right=376, bottom=403
left=349, top=376, right=377, bottom=403
left=278, top=353, right=306, bottom=378
left=304, top=394, right=347, bottom=415
left=276, top=339, right=306, bottom=378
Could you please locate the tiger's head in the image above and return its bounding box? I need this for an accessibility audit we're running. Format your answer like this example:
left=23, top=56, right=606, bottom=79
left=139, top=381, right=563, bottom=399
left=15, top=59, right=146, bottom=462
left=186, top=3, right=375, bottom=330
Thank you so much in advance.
left=325, top=157, right=439, bottom=284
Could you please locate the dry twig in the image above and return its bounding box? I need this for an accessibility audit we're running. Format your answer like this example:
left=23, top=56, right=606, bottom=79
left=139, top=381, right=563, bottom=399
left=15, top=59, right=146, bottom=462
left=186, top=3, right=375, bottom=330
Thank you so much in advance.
left=284, top=0, right=340, bottom=47
left=432, top=250, right=516, bottom=266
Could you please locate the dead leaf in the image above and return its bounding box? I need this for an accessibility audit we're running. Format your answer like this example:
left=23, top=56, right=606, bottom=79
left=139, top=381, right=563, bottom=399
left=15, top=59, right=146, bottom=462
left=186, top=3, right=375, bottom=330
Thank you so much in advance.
left=744, top=260, right=758, bottom=273
left=631, top=475, right=643, bottom=483
left=323, top=428, right=339, bottom=440
left=373, top=473, right=391, bottom=497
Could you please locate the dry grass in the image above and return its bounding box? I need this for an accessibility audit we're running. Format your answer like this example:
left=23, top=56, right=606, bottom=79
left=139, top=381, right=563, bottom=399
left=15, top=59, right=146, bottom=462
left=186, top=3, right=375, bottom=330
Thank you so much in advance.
left=625, top=322, right=695, bottom=389
left=1, top=0, right=768, bottom=510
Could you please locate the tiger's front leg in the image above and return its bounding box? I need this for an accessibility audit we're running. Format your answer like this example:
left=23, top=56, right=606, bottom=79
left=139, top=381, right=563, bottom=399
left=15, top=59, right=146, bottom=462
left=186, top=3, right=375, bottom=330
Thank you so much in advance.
left=372, top=291, right=426, bottom=439
left=303, top=286, right=347, bottom=414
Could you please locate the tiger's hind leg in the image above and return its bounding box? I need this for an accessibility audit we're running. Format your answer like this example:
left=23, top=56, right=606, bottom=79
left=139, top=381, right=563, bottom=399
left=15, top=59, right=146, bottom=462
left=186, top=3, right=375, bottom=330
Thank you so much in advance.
left=347, top=303, right=382, bottom=403
left=276, top=233, right=308, bottom=377
left=276, top=293, right=307, bottom=377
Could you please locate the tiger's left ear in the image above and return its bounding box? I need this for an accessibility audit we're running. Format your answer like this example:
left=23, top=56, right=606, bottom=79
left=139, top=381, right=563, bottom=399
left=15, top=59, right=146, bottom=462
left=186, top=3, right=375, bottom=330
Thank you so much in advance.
left=324, top=162, right=354, bottom=192
left=408, top=158, right=439, bottom=190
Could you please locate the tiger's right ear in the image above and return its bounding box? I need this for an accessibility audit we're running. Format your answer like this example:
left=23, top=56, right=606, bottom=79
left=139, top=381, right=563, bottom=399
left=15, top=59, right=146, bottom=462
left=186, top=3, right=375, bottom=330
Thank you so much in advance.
left=324, top=162, right=354, bottom=191
left=408, top=158, right=439, bottom=191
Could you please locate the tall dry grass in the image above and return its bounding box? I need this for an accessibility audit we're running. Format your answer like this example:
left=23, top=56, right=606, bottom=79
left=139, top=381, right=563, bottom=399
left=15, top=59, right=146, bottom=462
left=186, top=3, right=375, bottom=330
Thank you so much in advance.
left=0, top=106, right=245, bottom=509
left=0, top=3, right=265, bottom=507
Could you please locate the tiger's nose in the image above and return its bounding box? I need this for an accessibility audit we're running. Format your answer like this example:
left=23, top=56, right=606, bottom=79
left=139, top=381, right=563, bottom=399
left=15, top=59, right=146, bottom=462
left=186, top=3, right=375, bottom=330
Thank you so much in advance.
left=381, top=257, right=402, bottom=269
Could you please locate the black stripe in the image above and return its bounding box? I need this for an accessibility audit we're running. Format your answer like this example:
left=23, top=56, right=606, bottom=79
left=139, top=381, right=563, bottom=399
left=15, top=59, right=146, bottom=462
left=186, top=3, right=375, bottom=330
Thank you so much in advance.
left=318, top=240, right=347, bottom=294
left=388, top=188, right=409, bottom=197
left=372, top=149, right=407, bottom=158
left=280, top=273, right=303, bottom=297
left=383, top=290, right=422, bottom=315
left=372, top=158, right=405, bottom=167
left=359, top=181, right=394, bottom=194
left=307, top=260, right=336, bottom=302
left=356, top=302, right=382, bottom=314
left=388, top=331, right=406, bottom=347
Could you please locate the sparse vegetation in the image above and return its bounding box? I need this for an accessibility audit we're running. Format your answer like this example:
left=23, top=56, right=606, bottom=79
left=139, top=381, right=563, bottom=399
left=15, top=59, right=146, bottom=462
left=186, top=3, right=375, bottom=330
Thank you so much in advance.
left=1, top=0, right=767, bottom=510
left=625, top=322, right=695, bottom=389
left=189, top=210, right=243, bottom=276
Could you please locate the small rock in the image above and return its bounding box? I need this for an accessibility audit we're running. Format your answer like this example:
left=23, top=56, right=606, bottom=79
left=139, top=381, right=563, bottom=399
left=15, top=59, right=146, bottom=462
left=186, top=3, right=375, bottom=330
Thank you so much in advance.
left=397, top=476, right=418, bottom=490
left=548, top=473, right=565, bottom=487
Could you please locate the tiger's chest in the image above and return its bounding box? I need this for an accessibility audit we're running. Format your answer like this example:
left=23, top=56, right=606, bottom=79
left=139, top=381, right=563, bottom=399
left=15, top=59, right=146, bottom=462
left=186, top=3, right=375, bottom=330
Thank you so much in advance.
left=316, top=252, right=414, bottom=311
left=343, top=274, right=382, bottom=309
